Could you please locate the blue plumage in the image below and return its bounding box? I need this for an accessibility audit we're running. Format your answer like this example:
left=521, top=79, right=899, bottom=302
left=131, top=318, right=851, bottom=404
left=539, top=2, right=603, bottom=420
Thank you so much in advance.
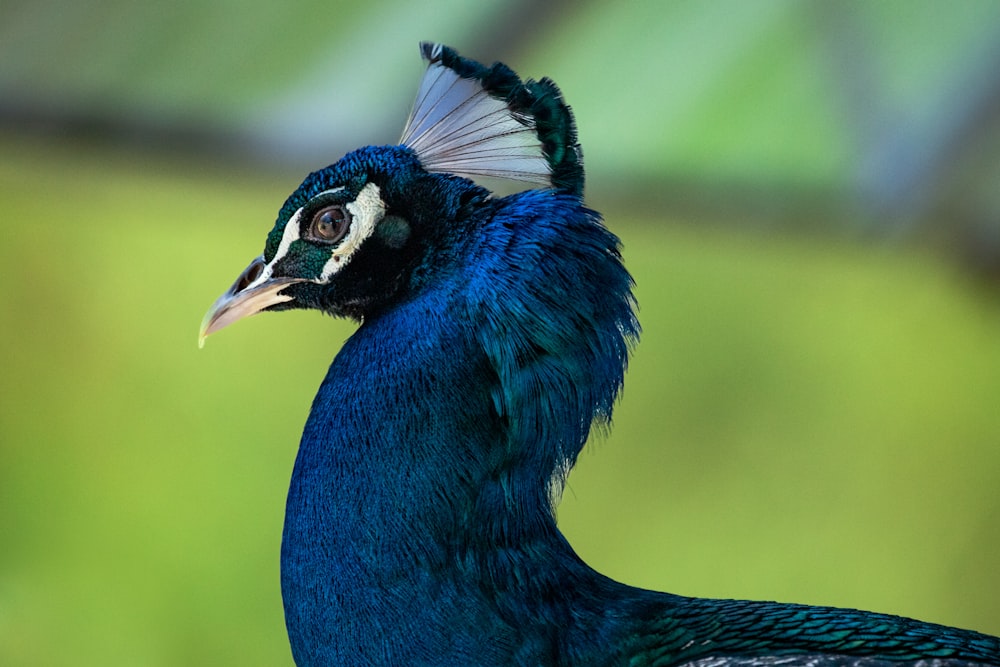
left=201, top=44, right=1000, bottom=666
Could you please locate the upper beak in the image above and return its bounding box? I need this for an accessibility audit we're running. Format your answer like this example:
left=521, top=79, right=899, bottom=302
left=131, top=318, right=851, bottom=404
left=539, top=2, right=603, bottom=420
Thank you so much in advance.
left=199, top=256, right=302, bottom=347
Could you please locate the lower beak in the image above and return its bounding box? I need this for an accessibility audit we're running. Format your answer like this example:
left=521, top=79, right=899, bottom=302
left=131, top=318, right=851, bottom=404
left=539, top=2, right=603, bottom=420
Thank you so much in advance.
left=199, top=256, right=302, bottom=347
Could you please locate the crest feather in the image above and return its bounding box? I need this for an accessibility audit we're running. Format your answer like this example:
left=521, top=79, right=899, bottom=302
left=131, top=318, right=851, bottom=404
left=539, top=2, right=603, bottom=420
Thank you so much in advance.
left=400, top=43, right=584, bottom=196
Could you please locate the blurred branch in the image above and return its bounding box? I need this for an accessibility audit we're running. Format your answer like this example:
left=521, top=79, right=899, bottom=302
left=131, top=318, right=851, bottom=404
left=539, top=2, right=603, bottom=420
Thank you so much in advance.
left=815, top=2, right=1000, bottom=233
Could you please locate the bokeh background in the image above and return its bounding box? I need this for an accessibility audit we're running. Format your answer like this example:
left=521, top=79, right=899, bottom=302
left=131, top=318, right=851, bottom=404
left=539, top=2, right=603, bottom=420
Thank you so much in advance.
left=2, top=1, right=999, bottom=665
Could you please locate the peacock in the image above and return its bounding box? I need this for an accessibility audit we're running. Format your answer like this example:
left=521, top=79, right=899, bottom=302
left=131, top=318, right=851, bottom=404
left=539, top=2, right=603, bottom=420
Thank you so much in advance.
left=201, top=43, right=1000, bottom=667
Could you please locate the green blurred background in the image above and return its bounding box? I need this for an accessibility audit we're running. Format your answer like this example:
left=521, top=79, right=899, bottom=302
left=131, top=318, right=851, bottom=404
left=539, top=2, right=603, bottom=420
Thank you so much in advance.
left=2, top=1, right=999, bottom=665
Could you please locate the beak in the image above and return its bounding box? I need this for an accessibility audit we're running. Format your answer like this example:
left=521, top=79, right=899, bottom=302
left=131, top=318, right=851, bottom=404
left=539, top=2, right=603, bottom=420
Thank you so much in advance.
left=199, top=256, right=302, bottom=347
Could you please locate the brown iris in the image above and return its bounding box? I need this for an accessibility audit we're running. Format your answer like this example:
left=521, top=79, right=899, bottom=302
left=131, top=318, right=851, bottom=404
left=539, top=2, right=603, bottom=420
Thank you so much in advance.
left=308, top=205, right=351, bottom=244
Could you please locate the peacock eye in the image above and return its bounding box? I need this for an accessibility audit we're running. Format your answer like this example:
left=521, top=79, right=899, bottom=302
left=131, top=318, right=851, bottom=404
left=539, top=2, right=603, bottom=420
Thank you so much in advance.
left=308, top=205, right=351, bottom=244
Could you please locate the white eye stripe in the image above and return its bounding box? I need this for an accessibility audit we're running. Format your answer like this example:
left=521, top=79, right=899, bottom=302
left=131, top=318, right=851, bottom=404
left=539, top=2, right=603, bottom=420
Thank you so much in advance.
left=274, top=209, right=303, bottom=263
left=232, top=208, right=305, bottom=294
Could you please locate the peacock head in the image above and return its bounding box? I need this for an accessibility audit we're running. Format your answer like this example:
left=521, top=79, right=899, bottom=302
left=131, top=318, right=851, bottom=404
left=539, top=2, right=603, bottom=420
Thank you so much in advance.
left=199, top=145, right=447, bottom=340
left=200, top=42, right=582, bottom=345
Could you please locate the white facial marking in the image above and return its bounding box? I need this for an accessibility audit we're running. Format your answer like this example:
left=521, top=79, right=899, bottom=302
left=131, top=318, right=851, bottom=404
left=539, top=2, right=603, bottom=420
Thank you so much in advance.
left=318, top=182, right=385, bottom=282
left=273, top=208, right=305, bottom=265
left=235, top=208, right=305, bottom=294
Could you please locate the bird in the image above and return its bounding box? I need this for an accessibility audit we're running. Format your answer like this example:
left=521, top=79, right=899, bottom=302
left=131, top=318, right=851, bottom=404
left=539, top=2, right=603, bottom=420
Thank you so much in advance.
left=200, top=43, right=1000, bottom=666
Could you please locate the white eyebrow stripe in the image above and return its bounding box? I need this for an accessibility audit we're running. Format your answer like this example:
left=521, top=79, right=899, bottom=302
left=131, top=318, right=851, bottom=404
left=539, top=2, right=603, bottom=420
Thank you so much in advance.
left=318, top=182, right=385, bottom=283
left=272, top=209, right=303, bottom=266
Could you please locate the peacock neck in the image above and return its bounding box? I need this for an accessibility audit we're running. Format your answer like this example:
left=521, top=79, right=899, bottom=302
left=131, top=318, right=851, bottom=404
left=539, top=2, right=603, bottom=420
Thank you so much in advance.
left=279, top=274, right=590, bottom=664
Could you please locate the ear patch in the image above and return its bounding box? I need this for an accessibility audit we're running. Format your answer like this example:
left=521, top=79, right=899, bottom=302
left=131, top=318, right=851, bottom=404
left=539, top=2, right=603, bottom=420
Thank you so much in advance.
left=377, top=215, right=411, bottom=249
